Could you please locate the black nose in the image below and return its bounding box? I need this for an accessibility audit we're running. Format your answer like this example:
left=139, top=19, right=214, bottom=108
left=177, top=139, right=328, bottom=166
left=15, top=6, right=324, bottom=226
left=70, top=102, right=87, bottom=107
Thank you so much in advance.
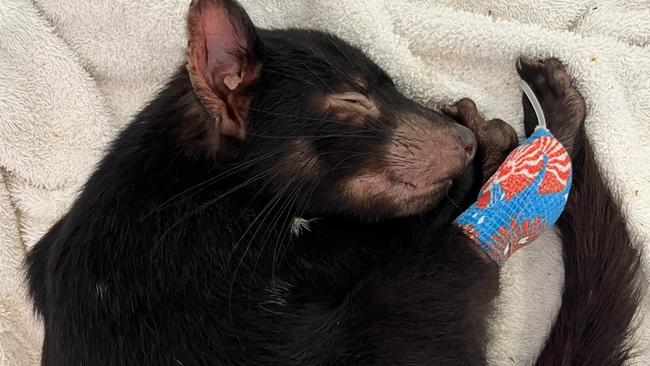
left=454, top=124, right=477, bottom=164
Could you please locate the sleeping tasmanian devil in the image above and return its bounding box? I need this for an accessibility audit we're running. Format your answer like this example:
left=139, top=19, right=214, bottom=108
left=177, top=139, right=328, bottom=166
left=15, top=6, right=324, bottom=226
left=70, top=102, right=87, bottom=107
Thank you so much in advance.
left=26, top=0, right=642, bottom=365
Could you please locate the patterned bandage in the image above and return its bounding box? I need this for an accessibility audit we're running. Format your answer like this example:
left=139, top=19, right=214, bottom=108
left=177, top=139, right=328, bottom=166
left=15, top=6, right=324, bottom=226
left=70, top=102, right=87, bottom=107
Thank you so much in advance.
left=454, top=127, right=572, bottom=265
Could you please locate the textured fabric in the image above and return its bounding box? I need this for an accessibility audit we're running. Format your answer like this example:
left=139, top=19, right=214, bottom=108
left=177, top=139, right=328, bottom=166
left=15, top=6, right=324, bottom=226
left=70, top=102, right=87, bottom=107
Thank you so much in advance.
left=1, top=1, right=649, bottom=365
left=455, top=128, right=572, bottom=264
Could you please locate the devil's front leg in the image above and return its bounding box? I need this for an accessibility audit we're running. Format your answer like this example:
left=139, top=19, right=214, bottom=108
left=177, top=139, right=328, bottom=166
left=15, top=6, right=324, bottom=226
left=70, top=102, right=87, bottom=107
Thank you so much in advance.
left=513, top=59, right=641, bottom=366
left=439, top=98, right=519, bottom=262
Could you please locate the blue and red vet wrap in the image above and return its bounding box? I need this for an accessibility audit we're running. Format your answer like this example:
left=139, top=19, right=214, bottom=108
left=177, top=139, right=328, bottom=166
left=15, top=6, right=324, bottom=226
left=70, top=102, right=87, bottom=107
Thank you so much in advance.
left=454, top=127, right=572, bottom=265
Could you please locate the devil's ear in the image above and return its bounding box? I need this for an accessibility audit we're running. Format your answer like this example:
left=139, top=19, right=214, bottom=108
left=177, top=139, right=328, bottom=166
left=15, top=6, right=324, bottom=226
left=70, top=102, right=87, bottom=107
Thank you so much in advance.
left=186, top=0, right=262, bottom=141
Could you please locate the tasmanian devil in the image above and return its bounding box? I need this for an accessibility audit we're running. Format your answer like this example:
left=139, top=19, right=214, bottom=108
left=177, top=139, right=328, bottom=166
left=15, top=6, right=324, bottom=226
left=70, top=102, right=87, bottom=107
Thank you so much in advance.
left=25, top=0, right=642, bottom=365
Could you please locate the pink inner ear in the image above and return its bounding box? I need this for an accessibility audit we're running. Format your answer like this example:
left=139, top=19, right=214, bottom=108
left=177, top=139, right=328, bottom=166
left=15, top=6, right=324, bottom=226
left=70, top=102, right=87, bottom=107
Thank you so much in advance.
left=186, top=0, right=261, bottom=141
left=201, top=6, right=244, bottom=91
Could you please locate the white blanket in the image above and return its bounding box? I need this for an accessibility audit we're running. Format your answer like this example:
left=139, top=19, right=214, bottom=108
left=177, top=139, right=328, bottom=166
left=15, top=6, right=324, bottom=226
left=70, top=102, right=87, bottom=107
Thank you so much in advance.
left=1, top=0, right=649, bottom=364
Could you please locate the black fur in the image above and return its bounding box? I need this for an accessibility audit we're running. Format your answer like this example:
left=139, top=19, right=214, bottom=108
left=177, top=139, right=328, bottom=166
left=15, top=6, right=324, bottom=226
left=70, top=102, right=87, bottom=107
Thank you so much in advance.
left=25, top=2, right=641, bottom=365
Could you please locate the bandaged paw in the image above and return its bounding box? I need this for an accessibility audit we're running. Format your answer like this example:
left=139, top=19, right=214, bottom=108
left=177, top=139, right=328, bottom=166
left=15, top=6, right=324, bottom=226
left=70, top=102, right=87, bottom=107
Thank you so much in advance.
left=454, top=127, right=572, bottom=265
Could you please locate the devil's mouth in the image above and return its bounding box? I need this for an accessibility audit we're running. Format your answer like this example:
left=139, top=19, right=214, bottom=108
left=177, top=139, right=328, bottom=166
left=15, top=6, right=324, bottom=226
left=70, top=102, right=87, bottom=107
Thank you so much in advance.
left=390, top=176, right=454, bottom=197
left=343, top=171, right=458, bottom=217
left=389, top=177, right=455, bottom=216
